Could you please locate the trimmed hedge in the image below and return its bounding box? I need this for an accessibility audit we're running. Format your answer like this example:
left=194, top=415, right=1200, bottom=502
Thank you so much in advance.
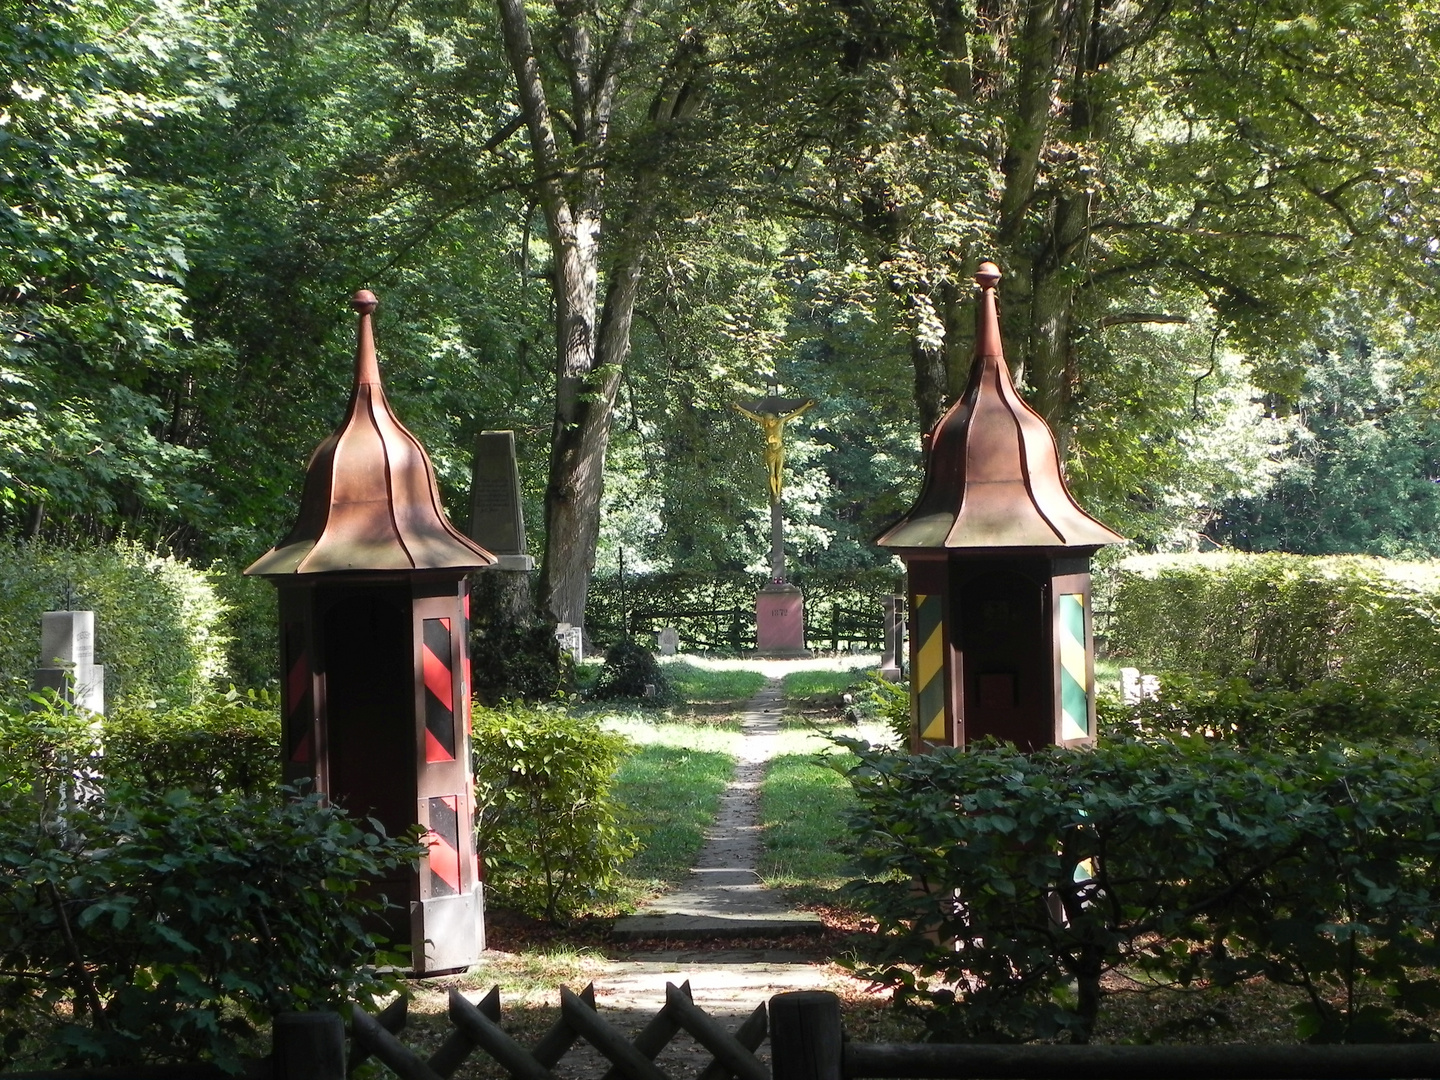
left=1108, top=552, right=1440, bottom=690
left=844, top=734, right=1440, bottom=1044
left=586, top=568, right=903, bottom=653
left=0, top=540, right=233, bottom=707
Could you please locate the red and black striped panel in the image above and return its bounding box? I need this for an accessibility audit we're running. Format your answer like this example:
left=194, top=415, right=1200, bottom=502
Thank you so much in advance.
left=462, top=592, right=473, bottom=736
left=426, top=795, right=461, bottom=897
left=282, top=623, right=312, bottom=763
left=422, top=617, right=456, bottom=762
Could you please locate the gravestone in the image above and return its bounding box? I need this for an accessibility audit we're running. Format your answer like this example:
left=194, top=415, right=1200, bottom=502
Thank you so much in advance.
left=1121, top=667, right=1160, bottom=704
left=34, top=610, right=105, bottom=715
left=469, top=430, right=534, bottom=572
left=657, top=625, right=679, bottom=656
left=555, top=623, right=583, bottom=665
left=879, top=594, right=905, bottom=681
left=756, top=583, right=807, bottom=655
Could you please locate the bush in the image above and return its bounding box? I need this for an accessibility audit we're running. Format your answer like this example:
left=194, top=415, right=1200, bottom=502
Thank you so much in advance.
left=1109, top=552, right=1440, bottom=691
left=103, top=690, right=281, bottom=795
left=0, top=540, right=233, bottom=707
left=591, top=639, right=673, bottom=703
left=855, top=673, right=911, bottom=745
left=1098, top=674, right=1440, bottom=751
left=842, top=735, right=1440, bottom=1044
left=213, top=570, right=279, bottom=693
left=470, top=623, right=567, bottom=704
left=472, top=701, right=637, bottom=923
left=0, top=697, right=415, bottom=1072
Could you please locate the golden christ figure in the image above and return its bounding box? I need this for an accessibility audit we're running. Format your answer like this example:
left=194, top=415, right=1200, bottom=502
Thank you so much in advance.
left=734, top=398, right=813, bottom=504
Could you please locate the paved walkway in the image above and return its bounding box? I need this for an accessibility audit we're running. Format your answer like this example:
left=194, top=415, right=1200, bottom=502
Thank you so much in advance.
left=611, top=677, right=824, bottom=941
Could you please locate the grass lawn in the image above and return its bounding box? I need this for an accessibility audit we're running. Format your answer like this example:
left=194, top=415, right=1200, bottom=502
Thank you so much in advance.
left=604, top=712, right=743, bottom=906
left=661, top=660, right=768, bottom=708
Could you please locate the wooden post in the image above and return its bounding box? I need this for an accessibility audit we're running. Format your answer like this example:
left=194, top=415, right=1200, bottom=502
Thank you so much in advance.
left=769, top=991, right=842, bottom=1080
left=272, top=1011, right=345, bottom=1080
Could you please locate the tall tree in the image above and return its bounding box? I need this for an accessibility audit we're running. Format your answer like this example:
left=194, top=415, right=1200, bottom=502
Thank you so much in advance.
left=757, top=0, right=1440, bottom=458
left=495, top=0, right=710, bottom=626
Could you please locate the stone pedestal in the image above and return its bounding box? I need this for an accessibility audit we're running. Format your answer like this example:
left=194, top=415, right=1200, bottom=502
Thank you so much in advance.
left=755, top=584, right=808, bottom=656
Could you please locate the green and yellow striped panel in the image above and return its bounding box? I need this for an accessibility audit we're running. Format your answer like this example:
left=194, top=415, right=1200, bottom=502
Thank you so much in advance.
left=1059, top=593, right=1089, bottom=740
left=913, top=593, right=947, bottom=742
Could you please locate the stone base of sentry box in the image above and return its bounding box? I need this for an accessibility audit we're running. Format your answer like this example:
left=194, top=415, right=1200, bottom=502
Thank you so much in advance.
left=754, top=584, right=811, bottom=656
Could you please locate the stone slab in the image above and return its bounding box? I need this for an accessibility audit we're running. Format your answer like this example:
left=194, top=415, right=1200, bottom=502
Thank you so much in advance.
left=756, top=586, right=805, bottom=653
left=469, top=430, right=528, bottom=557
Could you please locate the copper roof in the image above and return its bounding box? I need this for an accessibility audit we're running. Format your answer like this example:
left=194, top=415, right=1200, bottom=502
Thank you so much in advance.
left=877, top=263, right=1124, bottom=553
left=246, top=291, right=496, bottom=577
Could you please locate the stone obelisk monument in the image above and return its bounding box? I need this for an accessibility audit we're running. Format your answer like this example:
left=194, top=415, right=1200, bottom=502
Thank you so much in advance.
left=735, top=395, right=813, bottom=655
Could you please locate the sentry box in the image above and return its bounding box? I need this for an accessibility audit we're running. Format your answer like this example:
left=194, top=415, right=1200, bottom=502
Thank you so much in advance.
left=247, top=292, right=495, bottom=973
left=877, top=265, right=1124, bottom=753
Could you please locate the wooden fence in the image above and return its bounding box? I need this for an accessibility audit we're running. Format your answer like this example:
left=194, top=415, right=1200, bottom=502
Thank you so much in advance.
left=13, top=986, right=1440, bottom=1080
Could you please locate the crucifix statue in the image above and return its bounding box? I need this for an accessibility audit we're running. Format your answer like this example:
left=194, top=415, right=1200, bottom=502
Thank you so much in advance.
left=734, top=398, right=814, bottom=505
left=734, top=392, right=814, bottom=655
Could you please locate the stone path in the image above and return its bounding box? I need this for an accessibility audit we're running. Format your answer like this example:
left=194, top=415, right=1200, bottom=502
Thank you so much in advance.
left=611, top=677, right=823, bottom=942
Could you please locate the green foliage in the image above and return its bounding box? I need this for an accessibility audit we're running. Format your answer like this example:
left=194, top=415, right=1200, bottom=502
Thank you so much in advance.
left=0, top=697, right=414, bottom=1072
left=103, top=691, right=281, bottom=796
left=587, top=569, right=903, bottom=653
left=470, top=623, right=568, bottom=705
left=1212, top=326, right=1440, bottom=558
left=843, top=736, right=1440, bottom=1044
left=854, top=674, right=911, bottom=746
left=591, top=640, right=674, bottom=704
left=1099, top=675, right=1440, bottom=752
left=213, top=570, right=279, bottom=693
left=661, top=662, right=767, bottom=707
left=1109, top=552, right=1440, bottom=690
left=0, top=540, right=232, bottom=707
left=472, top=702, right=638, bottom=923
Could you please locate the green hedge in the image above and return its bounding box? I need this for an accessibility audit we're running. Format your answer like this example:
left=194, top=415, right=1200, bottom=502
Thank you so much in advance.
left=586, top=568, right=902, bottom=653
left=1108, top=552, right=1440, bottom=690
left=844, top=734, right=1440, bottom=1044
left=472, top=701, right=637, bottom=923
left=0, top=540, right=235, bottom=707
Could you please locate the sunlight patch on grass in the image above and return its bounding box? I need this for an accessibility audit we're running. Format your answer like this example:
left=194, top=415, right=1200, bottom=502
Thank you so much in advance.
left=603, top=716, right=740, bottom=905
left=781, top=667, right=873, bottom=704
left=661, top=660, right=767, bottom=705
left=758, top=741, right=862, bottom=906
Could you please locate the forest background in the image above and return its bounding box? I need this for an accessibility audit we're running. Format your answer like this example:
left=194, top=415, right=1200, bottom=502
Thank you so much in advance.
left=5, top=0, right=1440, bottom=632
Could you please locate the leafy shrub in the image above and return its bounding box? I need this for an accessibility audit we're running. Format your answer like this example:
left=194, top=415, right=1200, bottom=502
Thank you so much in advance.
left=591, top=639, right=673, bottom=703
left=472, top=701, right=637, bottom=922
left=0, top=697, right=415, bottom=1072
left=103, top=690, right=281, bottom=795
left=843, top=735, right=1440, bottom=1044
left=1098, top=674, right=1440, bottom=751
left=854, top=673, right=911, bottom=745
left=1109, top=552, right=1440, bottom=690
left=213, top=569, right=279, bottom=693
left=470, top=623, right=567, bottom=703
left=0, top=539, right=233, bottom=707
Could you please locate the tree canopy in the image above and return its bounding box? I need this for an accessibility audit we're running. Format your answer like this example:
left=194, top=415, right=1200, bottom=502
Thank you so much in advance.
left=3, top=0, right=1439, bottom=621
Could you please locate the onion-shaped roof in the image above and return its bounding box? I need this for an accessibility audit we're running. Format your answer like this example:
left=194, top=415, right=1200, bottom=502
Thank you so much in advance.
left=245, top=291, right=496, bottom=577
left=877, top=263, right=1124, bottom=553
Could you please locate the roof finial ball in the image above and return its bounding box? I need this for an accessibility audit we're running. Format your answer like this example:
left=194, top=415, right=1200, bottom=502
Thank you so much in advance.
left=975, top=261, right=1001, bottom=290
left=352, top=289, right=379, bottom=315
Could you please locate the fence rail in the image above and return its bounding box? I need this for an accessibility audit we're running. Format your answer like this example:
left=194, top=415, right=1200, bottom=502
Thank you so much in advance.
left=11, top=986, right=1440, bottom=1080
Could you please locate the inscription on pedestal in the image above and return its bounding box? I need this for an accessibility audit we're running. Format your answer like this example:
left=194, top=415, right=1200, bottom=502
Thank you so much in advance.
left=469, top=431, right=530, bottom=566
left=756, top=587, right=806, bottom=653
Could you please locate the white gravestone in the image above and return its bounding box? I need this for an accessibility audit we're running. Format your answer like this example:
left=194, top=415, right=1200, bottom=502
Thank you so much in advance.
left=34, top=610, right=105, bottom=715
left=657, top=626, right=679, bottom=656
